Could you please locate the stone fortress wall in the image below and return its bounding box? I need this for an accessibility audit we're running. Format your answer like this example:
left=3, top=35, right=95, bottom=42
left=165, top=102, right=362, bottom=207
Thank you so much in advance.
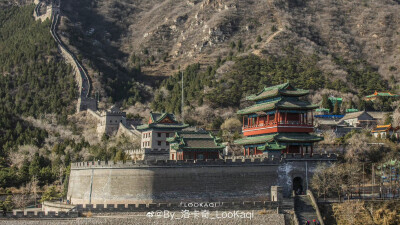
left=67, top=154, right=337, bottom=205
left=33, top=0, right=53, bottom=21
left=87, top=108, right=141, bottom=139
left=35, top=0, right=97, bottom=112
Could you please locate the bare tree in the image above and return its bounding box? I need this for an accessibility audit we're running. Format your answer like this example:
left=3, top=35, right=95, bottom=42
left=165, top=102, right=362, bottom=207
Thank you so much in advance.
left=311, top=163, right=331, bottom=201
left=345, top=133, right=371, bottom=162
left=329, top=164, right=346, bottom=202
left=392, top=105, right=400, bottom=127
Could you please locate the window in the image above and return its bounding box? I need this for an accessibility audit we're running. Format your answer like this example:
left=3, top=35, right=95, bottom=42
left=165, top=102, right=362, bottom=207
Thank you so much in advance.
left=148, top=133, right=151, bottom=137
left=166, top=133, right=169, bottom=138
left=158, top=141, right=161, bottom=146
left=166, top=142, right=169, bottom=146
left=172, top=154, right=174, bottom=160
left=157, top=133, right=162, bottom=137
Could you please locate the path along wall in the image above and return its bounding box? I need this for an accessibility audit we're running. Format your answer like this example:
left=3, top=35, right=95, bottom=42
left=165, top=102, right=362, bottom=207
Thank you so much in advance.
left=67, top=154, right=336, bottom=204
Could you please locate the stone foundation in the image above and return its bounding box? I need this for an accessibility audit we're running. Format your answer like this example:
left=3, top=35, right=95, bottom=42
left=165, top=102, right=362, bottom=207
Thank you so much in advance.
left=68, top=154, right=336, bottom=205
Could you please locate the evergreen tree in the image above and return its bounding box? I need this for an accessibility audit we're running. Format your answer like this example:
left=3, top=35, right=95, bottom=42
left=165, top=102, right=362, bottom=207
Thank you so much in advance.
left=29, top=153, right=40, bottom=178
left=40, top=186, right=60, bottom=202
left=333, top=101, right=340, bottom=115
left=237, top=40, right=243, bottom=51
left=321, top=94, right=332, bottom=112
left=19, top=159, right=30, bottom=184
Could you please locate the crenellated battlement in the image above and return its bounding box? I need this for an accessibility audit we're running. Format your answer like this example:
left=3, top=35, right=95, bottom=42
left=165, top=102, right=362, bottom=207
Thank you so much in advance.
left=71, top=153, right=337, bottom=169
left=72, top=201, right=283, bottom=212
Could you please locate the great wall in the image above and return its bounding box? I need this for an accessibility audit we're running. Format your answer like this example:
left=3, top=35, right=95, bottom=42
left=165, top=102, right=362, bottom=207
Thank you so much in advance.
left=31, top=2, right=333, bottom=223
left=67, top=154, right=337, bottom=205
left=35, top=0, right=96, bottom=112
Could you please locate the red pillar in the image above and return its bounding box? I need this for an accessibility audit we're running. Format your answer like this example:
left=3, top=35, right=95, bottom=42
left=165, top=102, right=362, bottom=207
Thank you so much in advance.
left=256, top=116, right=259, bottom=127
left=311, top=111, right=314, bottom=125
left=311, top=145, right=313, bottom=156
left=279, top=112, right=281, bottom=124
left=285, top=112, right=287, bottom=124
left=247, top=148, right=250, bottom=156
left=277, top=112, right=279, bottom=124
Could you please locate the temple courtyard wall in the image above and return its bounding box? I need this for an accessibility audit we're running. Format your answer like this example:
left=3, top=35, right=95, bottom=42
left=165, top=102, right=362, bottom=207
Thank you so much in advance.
left=67, top=154, right=336, bottom=204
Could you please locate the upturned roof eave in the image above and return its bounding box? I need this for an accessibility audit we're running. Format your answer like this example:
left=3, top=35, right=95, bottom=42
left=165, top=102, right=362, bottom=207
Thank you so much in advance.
left=236, top=103, right=319, bottom=115
left=136, top=123, right=189, bottom=131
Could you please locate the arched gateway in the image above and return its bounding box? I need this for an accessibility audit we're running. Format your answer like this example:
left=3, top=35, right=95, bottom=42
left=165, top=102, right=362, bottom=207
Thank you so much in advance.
left=293, top=177, right=303, bottom=195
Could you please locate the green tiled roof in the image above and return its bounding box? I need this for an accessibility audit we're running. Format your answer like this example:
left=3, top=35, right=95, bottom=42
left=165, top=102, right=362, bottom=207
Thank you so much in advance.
left=137, top=123, right=189, bottom=131
left=258, top=141, right=286, bottom=151
left=168, top=131, right=225, bottom=151
left=316, top=108, right=330, bottom=112
left=274, top=133, right=323, bottom=143
left=150, top=112, right=178, bottom=123
left=234, top=133, right=323, bottom=151
left=365, top=92, right=400, bottom=98
left=237, top=97, right=319, bottom=115
left=346, top=108, right=359, bottom=113
left=246, top=82, right=309, bottom=101
left=234, top=134, right=277, bottom=145
left=137, top=112, right=188, bottom=131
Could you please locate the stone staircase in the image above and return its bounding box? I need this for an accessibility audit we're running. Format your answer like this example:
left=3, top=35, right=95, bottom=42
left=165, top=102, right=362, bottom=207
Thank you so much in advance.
left=281, top=198, right=295, bottom=211
left=295, top=195, right=319, bottom=224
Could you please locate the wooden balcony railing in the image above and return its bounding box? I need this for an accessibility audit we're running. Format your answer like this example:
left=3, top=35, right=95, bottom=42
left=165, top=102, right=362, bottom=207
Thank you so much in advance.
left=243, top=121, right=313, bottom=130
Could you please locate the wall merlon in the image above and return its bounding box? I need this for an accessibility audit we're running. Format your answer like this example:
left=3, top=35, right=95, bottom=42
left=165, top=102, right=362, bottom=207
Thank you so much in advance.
left=2, top=211, right=78, bottom=219
left=71, top=201, right=280, bottom=213
left=71, top=153, right=337, bottom=169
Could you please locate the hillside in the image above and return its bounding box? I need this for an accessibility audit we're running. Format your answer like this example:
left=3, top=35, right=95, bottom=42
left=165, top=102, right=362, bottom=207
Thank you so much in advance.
left=0, top=4, right=80, bottom=195
left=58, top=0, right=400, bottom=103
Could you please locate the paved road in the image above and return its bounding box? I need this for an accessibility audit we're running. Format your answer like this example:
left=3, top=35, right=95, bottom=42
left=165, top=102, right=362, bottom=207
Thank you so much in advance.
left=0, top=211, right=286, bottom=225
left=295, top=195, right=319, bottom=225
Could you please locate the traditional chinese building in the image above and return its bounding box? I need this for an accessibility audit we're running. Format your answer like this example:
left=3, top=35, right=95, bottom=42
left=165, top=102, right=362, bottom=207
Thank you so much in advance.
left=371, top=124, right=400, bottom=140
left=167, top=130, right=225, bottom=160
left=95, top=105, right=127, bottom=135
left=234, top=82, right=323, bottom=156
left=315, top=96, right=342, bottom=115
left=338, top=111, right=376, bottom=127
left=364, top=91, right=400, bottom=101
left=137, top=112, right=189, bottom=160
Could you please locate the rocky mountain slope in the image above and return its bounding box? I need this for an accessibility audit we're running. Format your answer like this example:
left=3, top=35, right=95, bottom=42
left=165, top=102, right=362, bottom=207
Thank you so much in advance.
left=59, top=0, right=400, bottom=88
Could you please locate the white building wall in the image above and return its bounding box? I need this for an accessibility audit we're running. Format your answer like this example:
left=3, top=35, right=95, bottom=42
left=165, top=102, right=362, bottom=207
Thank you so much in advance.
left=141, top=130, right=175, bottom=152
